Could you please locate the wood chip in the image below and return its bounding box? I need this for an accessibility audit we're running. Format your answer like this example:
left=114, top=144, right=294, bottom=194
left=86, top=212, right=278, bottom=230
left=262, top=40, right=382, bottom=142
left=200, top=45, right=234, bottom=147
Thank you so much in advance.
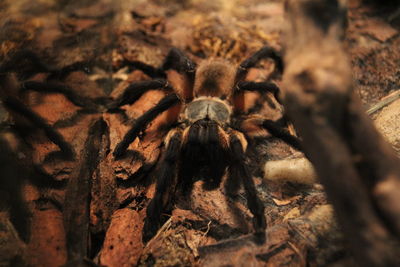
left=272, top=196, right=301, bottom=206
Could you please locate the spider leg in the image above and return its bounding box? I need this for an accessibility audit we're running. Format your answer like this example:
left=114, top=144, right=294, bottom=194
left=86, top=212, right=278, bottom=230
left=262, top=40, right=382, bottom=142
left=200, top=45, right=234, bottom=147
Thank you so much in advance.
left=21, top=81, right=98, bottom=110
left=228, top=133, right=266, bottom=244
left=236, top=81, right=282, bottom=104
left=162, top=48, right=196, bottom=76
left=46, top=60, right=93, bottom=81
left=179, top=127, right=198, bottom=196
left=121, top=60, right=165, bottom=78
left=261, top=119, right=302, bottom=150
left=107, top=79, right=170, bottom=110
left=0, top=50, right=51, bottom=75
left=113, top=93, right=181, bottom=158
left=120, top=48, right=196, bottom=102
left=235, top=45, right=283, bottom=83
left=3, top=96, right=75, bottom=158
left=0, top=135, right=30, bottom=241
left=239, top=115, right=302, bottom=151
left=0, top=50, right=92, bottom=80
left=53, top=109, right=95, bottom=129
left=143, top=130, right=182, bottom=243
left=162, top=48, right=196, bottom=101
left=121, top=48, right=196, bottom=81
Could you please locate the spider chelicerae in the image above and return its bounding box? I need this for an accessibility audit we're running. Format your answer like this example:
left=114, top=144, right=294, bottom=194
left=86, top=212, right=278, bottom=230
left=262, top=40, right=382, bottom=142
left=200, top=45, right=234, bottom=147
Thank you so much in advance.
left=110, top=46, right=302, bottom=243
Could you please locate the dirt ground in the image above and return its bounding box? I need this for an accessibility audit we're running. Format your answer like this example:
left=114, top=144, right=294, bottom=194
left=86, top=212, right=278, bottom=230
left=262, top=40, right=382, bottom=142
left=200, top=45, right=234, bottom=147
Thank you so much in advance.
left=0, top=0, right=399, bottom=266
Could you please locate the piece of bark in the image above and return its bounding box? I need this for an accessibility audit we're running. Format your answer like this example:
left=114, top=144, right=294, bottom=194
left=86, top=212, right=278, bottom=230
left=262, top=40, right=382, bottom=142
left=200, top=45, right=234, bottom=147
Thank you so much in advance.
left=198, top=204, right=343, bottom=267
left=282, top=0, right=400, bottom=266
left=63, top=119, right=107, bottom=266
left=188, top=180, right=252, bottom=233
left=99, top=208, right=145, bottom=267
left=89, top=123, right=117, bottom=241
left=138, top=209, right=216, bottom=267
left=25, top=206, right=67, bottom=267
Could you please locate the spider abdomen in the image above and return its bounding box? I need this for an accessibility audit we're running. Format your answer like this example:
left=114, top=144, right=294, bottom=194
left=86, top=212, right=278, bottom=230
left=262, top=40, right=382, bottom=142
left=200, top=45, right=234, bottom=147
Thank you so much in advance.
left=184, top=97, right=232, bottom=124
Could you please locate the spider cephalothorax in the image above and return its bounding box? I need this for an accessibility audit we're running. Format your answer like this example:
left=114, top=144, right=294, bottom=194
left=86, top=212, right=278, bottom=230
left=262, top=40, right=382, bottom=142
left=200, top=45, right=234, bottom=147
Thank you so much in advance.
left=110, top=46, right=302, bottom=244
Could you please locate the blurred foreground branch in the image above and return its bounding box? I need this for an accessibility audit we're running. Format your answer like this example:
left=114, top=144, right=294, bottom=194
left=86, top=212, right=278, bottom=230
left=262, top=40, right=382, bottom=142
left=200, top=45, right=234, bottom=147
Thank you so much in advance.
left=282, top=0, right=400, bottom=266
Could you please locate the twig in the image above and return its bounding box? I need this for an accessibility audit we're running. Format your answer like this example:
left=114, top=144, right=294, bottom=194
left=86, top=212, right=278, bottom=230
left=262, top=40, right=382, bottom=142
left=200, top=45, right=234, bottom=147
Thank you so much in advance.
left=366, top=89, right=400, bottom=115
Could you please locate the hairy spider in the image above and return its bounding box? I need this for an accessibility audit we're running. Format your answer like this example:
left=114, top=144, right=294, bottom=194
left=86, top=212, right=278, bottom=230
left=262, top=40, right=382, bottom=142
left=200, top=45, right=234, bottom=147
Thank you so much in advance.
left=110, top=46, right=302, bottom=243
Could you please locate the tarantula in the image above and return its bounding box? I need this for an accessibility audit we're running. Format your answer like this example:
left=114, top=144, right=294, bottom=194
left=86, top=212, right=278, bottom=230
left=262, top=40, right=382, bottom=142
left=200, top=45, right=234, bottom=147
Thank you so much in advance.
left=110, top=46, right=302, bottom=243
